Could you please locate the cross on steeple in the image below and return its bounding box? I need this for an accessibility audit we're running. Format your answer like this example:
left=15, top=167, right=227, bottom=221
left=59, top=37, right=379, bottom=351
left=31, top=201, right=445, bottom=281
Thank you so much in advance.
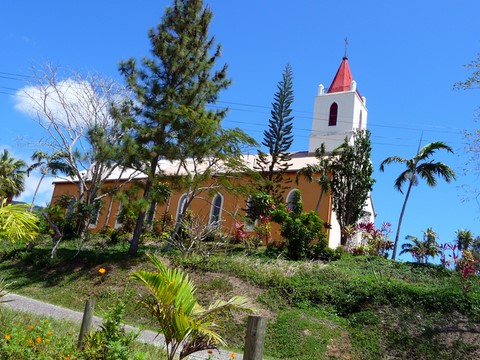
left=344, top=37, right=349, bottom=59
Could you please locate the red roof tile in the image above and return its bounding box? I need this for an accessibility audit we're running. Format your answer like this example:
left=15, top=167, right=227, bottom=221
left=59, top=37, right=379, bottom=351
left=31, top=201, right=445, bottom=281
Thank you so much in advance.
left=327, top=57, right=353, bottom=93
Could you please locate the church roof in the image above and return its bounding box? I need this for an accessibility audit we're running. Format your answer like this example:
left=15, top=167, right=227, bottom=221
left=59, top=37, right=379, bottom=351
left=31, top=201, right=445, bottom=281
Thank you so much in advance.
left=327, top=57, right=353, bottom=93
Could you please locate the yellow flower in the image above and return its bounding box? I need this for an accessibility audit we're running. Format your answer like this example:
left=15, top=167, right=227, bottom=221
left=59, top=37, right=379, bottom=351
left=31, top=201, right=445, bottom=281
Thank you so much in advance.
left=27, top=339, right=34, bottom=346
left=98, top=267, right=107, bottom=275
left=47, top=331, right=53, bottom=335
left=36, top=337, right=42, bottom=343
left=230, top=353, right=236, bottom=359
left=4, top=334, right=11, bottom=340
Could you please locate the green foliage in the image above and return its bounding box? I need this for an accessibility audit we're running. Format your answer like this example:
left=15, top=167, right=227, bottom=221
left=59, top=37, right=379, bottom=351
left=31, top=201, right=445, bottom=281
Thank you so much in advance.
left=401, top=228, right=441, bottom=263
left=0, top=313, right=77, bottom=359
left=246, top=191, right=275, bottom=222
left=256, top=64, right=295, bottom=204
left=130, top=254, right=254, bottom=360
left=119, top=0, right=255, bottom=255
left=82, top=299, right=141, bottom=360
left=271, top=190, right=325, bottom=260
left=0, top=199, right=39, bottom=244
left=0, top=149, right=27, bottom=203
left=329, top=130, right=375, bottom=245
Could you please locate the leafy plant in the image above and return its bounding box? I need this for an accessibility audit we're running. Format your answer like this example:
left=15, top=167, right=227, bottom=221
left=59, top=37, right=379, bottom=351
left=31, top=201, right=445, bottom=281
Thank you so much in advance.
left=81, top=299, right=141, bottom=360
left=0, top=315, right=76, bottom=359
left=0, top=199, right=39, bottom=244
left=130, top=253, right=254, bottom=360
left=271, top=190, right=325, bottom=260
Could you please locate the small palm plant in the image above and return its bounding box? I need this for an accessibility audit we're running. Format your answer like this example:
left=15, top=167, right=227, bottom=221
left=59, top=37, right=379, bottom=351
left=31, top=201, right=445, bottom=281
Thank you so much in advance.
left=0, top=199, right=39, bottom=244
left=400, top=228, right=440, bottom=264
left=130, top=254, right=255, bottom=360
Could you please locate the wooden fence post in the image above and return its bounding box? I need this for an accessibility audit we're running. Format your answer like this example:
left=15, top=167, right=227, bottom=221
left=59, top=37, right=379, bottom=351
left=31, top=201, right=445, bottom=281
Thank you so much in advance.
left=243, top=315, right=267, bottom=360
left=77, top=299, right=95, bottom=350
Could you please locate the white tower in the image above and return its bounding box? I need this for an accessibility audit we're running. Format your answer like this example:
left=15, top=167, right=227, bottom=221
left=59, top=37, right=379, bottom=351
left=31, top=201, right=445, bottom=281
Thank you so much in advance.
left=308, top=57, right=368, bottom=153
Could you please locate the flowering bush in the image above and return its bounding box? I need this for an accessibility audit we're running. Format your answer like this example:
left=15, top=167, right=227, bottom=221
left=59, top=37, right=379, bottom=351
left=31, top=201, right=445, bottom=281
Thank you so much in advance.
left=456, top=250, right=477, bottom=295
left=0, top=318, right=76, bottom=359
left=353, top=222, right=393, bottom=257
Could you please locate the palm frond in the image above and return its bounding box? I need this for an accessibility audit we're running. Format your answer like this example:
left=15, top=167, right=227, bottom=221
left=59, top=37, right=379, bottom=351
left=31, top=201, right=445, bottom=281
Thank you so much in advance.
left=379, top=156, right=408, bottom=172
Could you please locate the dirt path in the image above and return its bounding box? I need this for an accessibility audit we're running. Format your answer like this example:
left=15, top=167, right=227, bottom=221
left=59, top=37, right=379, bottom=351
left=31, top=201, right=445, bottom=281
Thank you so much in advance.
left=2, top=293, right=243, bottom=360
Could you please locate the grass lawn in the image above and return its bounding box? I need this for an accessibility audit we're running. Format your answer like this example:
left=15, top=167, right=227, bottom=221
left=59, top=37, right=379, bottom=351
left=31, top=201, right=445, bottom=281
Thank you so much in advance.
left=1, top=236, right=480, bottom=359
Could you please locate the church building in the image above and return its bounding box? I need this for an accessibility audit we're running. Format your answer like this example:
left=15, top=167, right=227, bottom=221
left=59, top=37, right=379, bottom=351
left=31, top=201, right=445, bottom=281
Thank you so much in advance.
left=50, top=56, right=374, bottom=248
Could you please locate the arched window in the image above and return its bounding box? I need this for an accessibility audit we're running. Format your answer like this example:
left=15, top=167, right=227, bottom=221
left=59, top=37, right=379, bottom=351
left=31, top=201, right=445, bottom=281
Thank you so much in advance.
left=176, top=193, right=188, bottom=221
left=359, top=110, right=363, bottom=129
left=88, top=202, right=101, bottom=229
left=286, top=189, right=299, bottom=211
left=328, top=102, right=338, bottom=126
left=115, top=204, right=123, bottom=229
left=244, top=196, right=255, bottom=230
left=209, top=193, right=224, bottom=226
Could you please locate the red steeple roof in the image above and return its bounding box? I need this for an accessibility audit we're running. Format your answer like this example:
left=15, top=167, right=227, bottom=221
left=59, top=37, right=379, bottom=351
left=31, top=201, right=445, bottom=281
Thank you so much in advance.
left=327, top=57, right=353, bottom=93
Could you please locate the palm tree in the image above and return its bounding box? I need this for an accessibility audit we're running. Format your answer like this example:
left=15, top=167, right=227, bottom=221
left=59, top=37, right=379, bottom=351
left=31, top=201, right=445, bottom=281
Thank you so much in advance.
left=400, top=235, right=428, bottom=263
left=296, top=143, right=330, bottom=212
left=0, top=149, right=27, bottom=204
left=455, top=229, right=474, bottom=251
left=380, top=142, right=456, bottom=260
left=27, top=150, right=72, bottom=211
left=130, top=254, right=254, bottom=360
left=400, top=228, right=440, bottom=263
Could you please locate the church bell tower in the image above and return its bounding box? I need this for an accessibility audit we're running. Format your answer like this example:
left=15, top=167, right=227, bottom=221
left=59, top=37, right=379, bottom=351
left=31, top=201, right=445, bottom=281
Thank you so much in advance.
left=308, top=57, right=368, bottom=153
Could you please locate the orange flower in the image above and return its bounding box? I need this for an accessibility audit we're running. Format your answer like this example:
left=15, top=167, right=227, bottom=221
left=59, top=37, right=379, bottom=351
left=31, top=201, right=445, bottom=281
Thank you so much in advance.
left=98, top=267, right=107, bottom=275
left=230, top=353, right=236, bottom=359
left=36, top=337, right=42, bottom=343
left=27, top=339, right=34, bottom=346
left=47, top=331, right=53, bottom=335
left=4, top=334, right=11, bottom=340
left=28, top=325, right=34, bottom=329
left=65, top=355, right=71, bottom=360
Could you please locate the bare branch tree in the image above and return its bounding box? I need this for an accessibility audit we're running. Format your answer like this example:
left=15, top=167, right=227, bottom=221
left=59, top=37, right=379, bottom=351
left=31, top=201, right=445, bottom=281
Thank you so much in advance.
left=16, top=64, right=137, bottom=237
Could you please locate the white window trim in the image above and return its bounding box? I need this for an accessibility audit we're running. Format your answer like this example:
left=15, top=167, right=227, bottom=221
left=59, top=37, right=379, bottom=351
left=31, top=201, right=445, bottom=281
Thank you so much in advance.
left=286, top=188, right=299, bottom=211
left=176, top=193, right=189, bottom=221
left=209, top=193, right=224, bottom=226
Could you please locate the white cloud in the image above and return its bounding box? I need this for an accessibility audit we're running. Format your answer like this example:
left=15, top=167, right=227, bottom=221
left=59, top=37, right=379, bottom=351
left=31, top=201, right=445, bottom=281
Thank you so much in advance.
left=16, top=173, right=54, bottom=207
left=14, top=78, right=112, bottom=129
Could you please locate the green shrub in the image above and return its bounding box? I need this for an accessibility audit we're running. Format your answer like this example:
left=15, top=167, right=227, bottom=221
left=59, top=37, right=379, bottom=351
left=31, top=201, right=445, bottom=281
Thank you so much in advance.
left=81, top=299, right=141, bottom=360
left=271, top=190, right=325, bottom=261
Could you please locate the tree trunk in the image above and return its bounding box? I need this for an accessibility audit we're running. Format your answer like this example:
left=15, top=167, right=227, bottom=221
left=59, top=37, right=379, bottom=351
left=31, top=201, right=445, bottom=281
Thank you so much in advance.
left=392, top=180, right=414, bottom=260
left=30, top=174, right=46, bottom=212
left=102, top=196, right=114, bottom=230
left=146, top=201, right=157, bottom=229
left=314, top=190, right=323, bottom=213
left=129, top=178, right=153, bottom=255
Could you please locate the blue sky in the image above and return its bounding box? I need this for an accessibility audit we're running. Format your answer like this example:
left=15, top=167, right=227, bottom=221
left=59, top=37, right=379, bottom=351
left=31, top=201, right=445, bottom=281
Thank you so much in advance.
left=1, top=0, right=479, bottom=258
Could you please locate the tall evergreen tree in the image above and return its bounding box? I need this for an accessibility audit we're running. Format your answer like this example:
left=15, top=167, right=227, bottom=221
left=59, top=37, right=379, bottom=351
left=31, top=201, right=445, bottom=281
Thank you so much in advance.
left=256, top=64, right=294, bottom=204
left=119, top=0, right=240, bottom=255
left=329, top=130, right=375, bottom=246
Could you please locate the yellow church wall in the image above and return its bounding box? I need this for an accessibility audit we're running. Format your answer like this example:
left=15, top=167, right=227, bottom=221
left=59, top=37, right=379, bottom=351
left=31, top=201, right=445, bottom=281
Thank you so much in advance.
left=50, top=171, right=332, bottom=244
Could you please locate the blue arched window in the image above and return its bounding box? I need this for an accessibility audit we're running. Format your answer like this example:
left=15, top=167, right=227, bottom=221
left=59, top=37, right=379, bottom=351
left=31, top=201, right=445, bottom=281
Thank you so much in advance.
left=328, top=102, right=338, bottom=126
left=209, top=193, right=224, bottom=226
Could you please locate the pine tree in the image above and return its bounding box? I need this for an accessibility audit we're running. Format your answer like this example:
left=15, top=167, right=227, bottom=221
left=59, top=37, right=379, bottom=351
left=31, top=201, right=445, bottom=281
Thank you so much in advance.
left=119, top=0, right=238, bottom=255
left=256, top=64, right=295, bottom=204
